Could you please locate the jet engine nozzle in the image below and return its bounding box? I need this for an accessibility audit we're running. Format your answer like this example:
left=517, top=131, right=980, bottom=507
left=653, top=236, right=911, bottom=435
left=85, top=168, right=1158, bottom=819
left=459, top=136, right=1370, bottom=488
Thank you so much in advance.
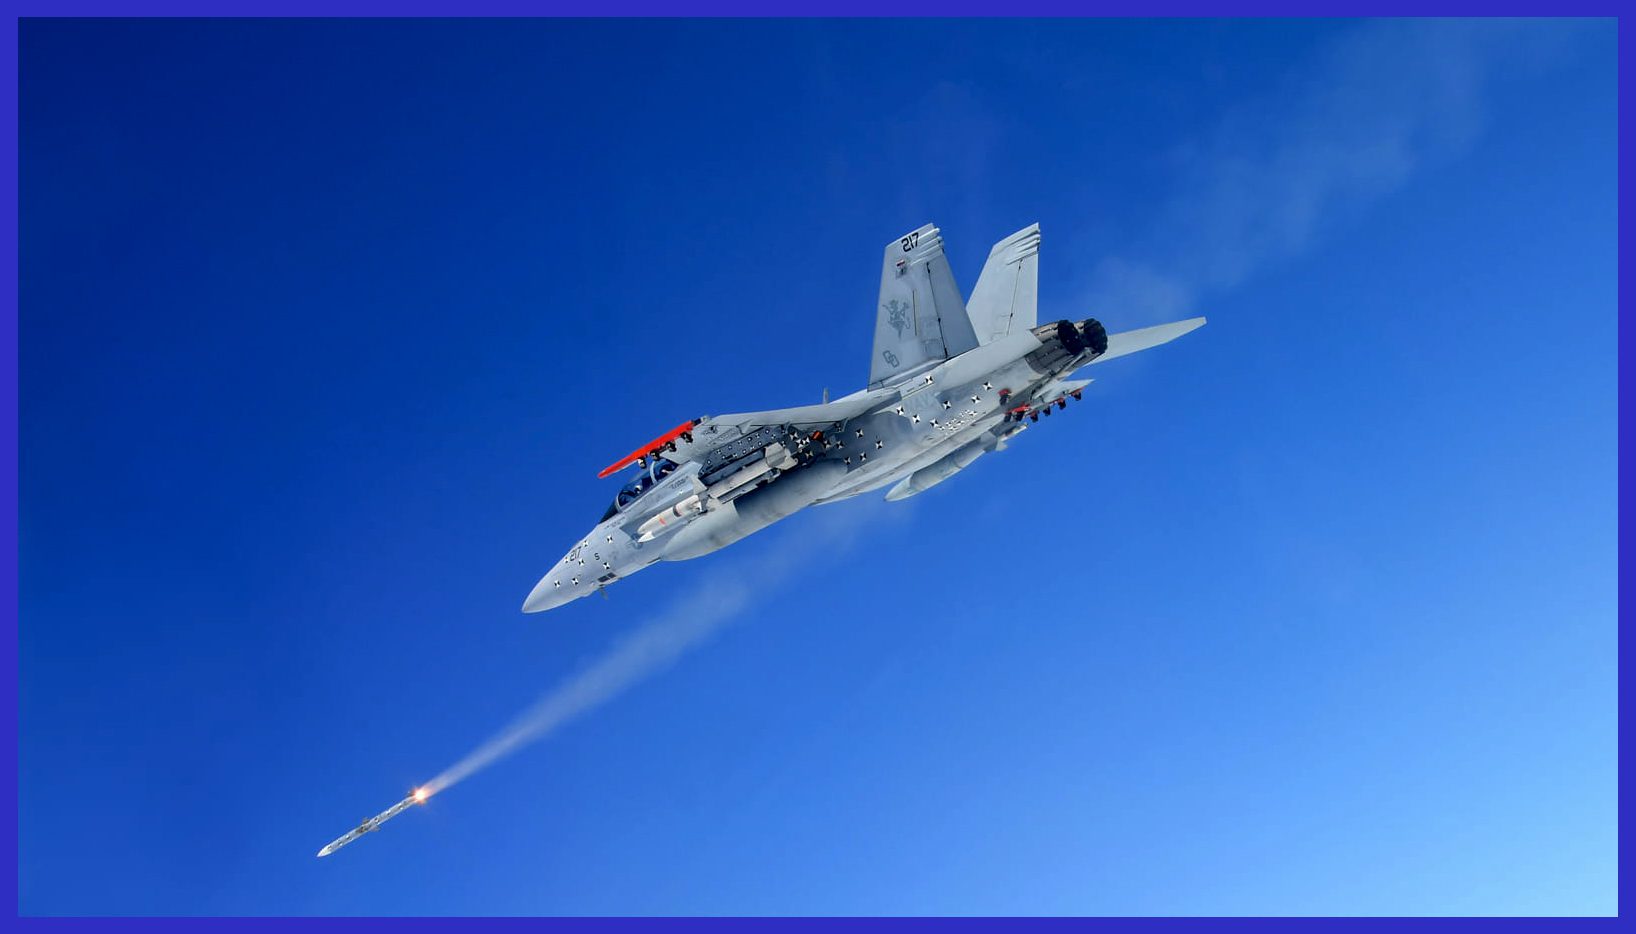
left=1055, top=319, right=1087, bottom=356
left=1079, top=318, right=1108, bottom=356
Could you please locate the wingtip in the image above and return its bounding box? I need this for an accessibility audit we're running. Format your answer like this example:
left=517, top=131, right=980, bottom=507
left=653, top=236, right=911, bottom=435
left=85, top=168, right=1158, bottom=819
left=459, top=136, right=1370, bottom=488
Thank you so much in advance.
left=1171, top=315, right=1209, bottom=336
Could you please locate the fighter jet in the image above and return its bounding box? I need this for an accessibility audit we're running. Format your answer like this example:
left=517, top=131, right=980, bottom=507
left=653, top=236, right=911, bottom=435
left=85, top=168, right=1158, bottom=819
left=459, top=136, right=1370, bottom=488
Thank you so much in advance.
left=523, top=223, right=1204, bottom=613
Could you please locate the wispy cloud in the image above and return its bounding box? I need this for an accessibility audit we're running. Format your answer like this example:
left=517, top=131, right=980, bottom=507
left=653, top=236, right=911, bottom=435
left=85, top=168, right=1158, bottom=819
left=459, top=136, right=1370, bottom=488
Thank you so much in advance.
left=1084, top=19, right=1583, bottom=321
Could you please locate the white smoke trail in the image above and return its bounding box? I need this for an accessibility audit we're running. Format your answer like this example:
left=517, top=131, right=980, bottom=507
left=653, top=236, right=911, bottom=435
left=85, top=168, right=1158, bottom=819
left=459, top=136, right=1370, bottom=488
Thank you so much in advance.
left=423, top=501, right=884, bottom=795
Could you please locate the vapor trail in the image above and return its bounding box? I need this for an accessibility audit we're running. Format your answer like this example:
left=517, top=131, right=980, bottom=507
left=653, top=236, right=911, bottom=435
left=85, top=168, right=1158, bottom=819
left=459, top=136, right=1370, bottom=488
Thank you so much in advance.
left=423, top=584, right=751, bottom=795
left=423, top=503, right=881, bottom=796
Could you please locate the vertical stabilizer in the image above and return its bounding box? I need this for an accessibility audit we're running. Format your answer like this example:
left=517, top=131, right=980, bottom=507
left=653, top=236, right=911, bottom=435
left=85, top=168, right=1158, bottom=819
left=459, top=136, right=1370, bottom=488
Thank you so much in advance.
left=966, top=223, right=1040, bottom=345
left=869, top=224, right=978, bottom=388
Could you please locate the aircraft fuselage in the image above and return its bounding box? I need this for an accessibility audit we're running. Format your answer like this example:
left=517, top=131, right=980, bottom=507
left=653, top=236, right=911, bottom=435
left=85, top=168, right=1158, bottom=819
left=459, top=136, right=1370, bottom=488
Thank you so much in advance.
left=524, top=317, right=1105, bottom=612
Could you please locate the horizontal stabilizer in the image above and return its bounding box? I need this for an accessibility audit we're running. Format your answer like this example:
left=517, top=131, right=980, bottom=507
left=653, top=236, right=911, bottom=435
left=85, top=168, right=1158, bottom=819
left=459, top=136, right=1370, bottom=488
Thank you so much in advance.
left=1087, top=317, right=1207, bottom=365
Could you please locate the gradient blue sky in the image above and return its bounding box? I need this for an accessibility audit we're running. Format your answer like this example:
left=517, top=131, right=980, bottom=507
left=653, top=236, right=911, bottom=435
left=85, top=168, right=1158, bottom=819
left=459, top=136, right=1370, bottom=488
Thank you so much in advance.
left=19, top=19, right=1616, bottom=916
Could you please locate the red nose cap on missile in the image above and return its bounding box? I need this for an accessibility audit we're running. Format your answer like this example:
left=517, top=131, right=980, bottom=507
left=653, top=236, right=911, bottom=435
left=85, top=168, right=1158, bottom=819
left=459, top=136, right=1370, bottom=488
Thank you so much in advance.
left=598, top=420, right=699, bottom=479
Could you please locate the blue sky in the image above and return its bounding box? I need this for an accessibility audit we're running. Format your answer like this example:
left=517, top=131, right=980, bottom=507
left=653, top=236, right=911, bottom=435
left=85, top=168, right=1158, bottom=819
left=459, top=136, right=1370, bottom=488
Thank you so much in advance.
left=19, top=19, right=1616, bottom=916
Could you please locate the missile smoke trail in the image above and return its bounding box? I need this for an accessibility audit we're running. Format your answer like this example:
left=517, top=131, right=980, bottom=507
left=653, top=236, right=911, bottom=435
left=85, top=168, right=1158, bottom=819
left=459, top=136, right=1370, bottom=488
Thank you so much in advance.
left=423, top=502, right=881, bottom=797
left=423, top=583, right=750, bottom=795
left=315, top=502, right=888, bottom=856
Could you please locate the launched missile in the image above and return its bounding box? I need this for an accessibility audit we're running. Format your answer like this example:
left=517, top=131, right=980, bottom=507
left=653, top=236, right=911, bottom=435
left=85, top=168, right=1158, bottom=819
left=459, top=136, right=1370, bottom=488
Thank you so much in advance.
left=316, top=787, right=429, bottom=858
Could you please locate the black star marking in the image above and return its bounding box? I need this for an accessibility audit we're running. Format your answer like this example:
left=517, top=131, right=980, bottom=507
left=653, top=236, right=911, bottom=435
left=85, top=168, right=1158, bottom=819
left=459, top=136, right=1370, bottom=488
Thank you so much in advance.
left=924, top=374, right=935, bottom=385
left=570, top=576, right=579, bottom=585
left=895, top=405, right=905, bottom=415
left=874, top=439, right=884, bottom=450
left=942, top=399, right=952, bottom=410
left=843, top=456, right=851, bottom=466
left=910, top=414, right=921, bottom=424
left=855, top=428, right=864, bottom=438
left=605, top=534, right=614, bottom=543
left=930, top=419, right=939, bottom=427
left=982, top=381, right=992, bottom=390
left=971, top=394, right=981, bottom=403
left=859, top=452, right=868, bottom=462
left=553, top=580, right=561, bottom=589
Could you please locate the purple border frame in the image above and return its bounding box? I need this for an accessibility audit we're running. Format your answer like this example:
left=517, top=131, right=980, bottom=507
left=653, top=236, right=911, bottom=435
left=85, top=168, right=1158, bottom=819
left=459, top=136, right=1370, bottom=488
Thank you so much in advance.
left=4, top=7, right=1624, bottom=929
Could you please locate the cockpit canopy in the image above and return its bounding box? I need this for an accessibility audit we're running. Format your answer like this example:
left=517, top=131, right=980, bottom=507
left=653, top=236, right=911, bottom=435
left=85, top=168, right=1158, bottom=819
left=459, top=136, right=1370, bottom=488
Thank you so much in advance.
left=600, top=457, right=679, bottom=521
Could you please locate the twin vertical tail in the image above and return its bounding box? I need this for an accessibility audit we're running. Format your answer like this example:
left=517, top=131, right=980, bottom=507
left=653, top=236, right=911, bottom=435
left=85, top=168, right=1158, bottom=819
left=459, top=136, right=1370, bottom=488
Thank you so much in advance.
left=868, top=224, right=979, bottom=389
left=966, top=223, right=1040, bottom=346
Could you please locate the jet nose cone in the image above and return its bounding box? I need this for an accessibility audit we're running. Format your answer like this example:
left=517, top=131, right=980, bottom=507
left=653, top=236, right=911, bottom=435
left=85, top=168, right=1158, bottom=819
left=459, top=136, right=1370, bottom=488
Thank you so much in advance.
left=522, top=578, right=567, bottom=613
left=522, top=563, right=573, bottom=613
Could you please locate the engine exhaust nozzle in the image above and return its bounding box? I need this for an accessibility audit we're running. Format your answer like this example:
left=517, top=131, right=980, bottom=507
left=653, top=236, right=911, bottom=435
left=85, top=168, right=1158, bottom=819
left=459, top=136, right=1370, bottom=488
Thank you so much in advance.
left=1055, top=319, right=1086, bottom=356
left=1079, top=318, right=1109, bottom=356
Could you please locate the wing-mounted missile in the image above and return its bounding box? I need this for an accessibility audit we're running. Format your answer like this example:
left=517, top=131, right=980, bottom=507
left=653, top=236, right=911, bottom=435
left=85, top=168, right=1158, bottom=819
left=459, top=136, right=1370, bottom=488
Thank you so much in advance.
left=601, top=389, right=902, bottom=538
left=660, top=460, right=847, bottom=561
left=634, top=493, right=706, bottom=542
left=604, top=396, right=883, bottom=543
left=636, top=436, right=826, bottom=542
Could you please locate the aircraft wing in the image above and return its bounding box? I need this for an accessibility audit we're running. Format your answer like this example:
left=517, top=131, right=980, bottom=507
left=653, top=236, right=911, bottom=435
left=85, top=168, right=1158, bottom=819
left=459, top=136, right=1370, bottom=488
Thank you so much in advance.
left=1084, top=317, right=1207, bottom=365
left=597, top=390, right=893, bottom=479
left=699, top=392, right=887, bottom=436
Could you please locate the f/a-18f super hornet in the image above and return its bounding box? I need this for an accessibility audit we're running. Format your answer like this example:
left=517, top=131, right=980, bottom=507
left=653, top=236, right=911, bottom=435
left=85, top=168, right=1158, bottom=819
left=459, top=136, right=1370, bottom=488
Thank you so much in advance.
left=523, top=223, right=1204, bottom=613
